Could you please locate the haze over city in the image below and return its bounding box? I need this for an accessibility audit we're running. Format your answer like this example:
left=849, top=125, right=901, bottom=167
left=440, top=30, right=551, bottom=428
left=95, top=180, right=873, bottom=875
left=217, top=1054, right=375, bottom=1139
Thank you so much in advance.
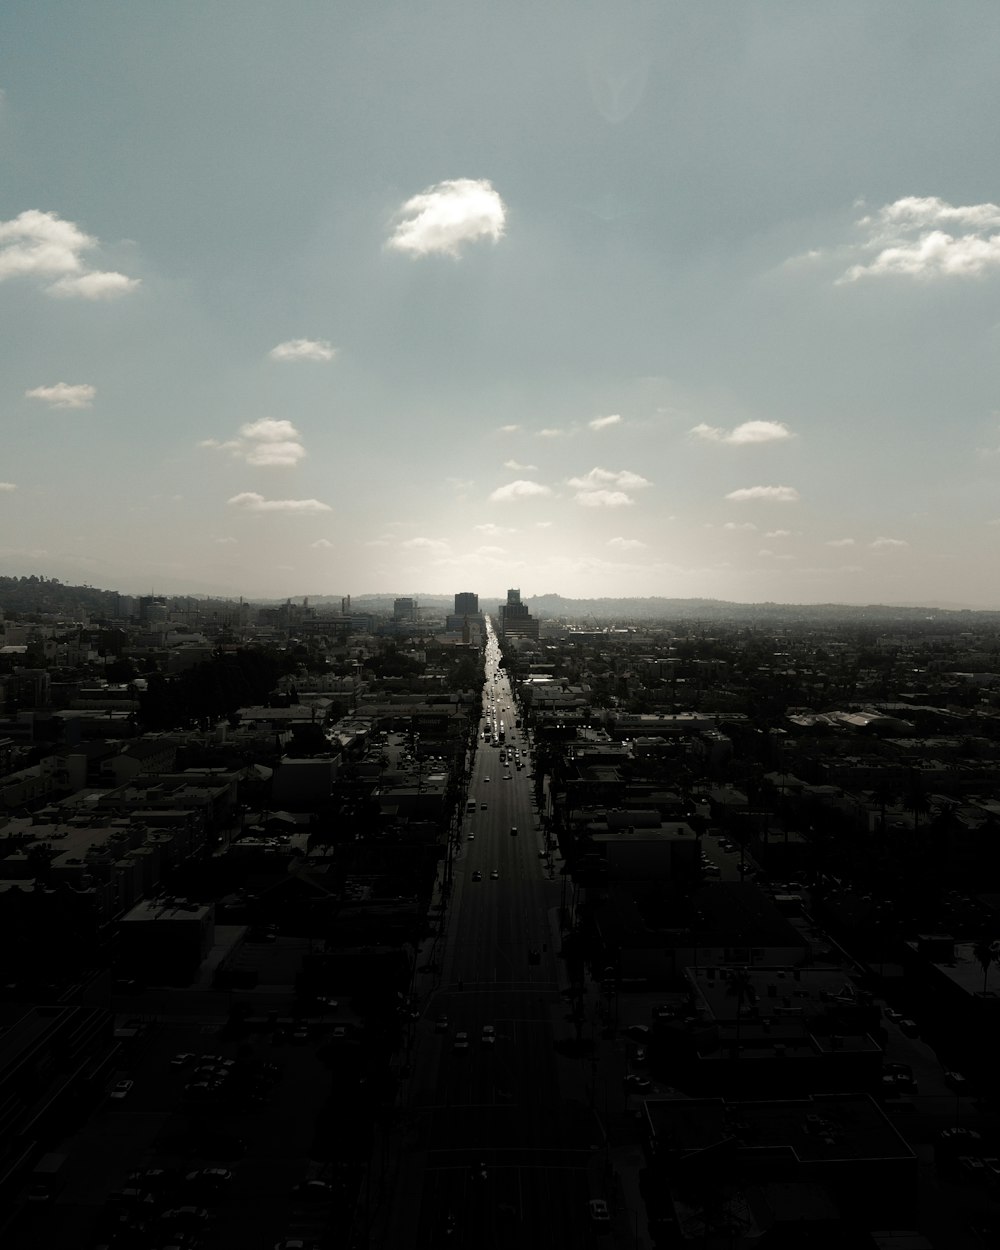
left=3, top=3, right=1000, bottom=606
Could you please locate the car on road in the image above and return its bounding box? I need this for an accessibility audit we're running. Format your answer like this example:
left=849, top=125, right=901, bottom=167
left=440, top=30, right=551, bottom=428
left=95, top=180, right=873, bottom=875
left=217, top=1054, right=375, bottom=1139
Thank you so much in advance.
left=899, top=1018, right=920, bottom=1037
left=453, top=1032, right=470, bottom=1051
left=945, top=1070, right=970, bottom=1091
left=160, top=1207, right=210, bottom=1227
left=171, top=1052, right=196, bottom=1066
left=472, top=870, right=482, bottom=881
left=467, top=832, right=475, bottom=840
left=481, top=803, right=487, bottom=810
left=184, top=1168, right=233, bottom=1193
left=110, top=1079, right=133, bottom=1100
left=435, top=1016, right=449, bottom=1032
left=588, top=1198, right=612, bottom=1227
left=624, top=1074, right=652, bottom=1091
left=510, top=825, right=518, bottom=836
left=884, top=1007, right=903, bottom=1023
left=490, top=869, right=499, bottom=880
left=290, top=1180, right=336, bottom=1202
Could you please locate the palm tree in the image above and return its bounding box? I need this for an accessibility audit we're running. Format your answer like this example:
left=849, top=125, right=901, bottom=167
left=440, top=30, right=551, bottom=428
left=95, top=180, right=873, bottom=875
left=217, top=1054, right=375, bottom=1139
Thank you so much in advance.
left=973, top=937, right=999, bottom=997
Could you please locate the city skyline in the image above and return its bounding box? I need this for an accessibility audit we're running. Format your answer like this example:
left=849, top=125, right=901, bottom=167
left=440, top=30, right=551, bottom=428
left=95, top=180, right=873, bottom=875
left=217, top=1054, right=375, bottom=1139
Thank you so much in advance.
left=3, top=4, right=1000, bottom=606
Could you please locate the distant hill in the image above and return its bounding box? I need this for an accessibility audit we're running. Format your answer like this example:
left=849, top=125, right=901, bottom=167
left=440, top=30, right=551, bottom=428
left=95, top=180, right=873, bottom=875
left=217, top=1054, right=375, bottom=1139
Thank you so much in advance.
left=3, top=576, right=999, bottom=624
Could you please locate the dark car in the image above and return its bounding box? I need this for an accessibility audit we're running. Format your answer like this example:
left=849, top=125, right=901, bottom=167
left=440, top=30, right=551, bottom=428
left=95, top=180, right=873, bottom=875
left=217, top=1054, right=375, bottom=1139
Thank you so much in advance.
left=290, top=1180, right=336, bottom=1203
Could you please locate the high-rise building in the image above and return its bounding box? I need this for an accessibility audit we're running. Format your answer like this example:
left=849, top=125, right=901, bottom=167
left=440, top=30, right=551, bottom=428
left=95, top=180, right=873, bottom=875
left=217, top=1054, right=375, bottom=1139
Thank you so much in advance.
left=498, top=587, right=539, bottom=639
left=454, top=591, right=479, bottom=616
left=393, top=597, right=417, bottom=622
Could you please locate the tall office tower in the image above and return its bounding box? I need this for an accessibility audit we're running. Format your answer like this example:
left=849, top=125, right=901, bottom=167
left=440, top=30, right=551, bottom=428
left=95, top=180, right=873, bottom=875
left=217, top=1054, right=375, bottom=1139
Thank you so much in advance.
left=454, top=591, right=479, bottom=616
left=393, top=597, right=417, bottom=622
left=498, top=587, right=539, bottom=639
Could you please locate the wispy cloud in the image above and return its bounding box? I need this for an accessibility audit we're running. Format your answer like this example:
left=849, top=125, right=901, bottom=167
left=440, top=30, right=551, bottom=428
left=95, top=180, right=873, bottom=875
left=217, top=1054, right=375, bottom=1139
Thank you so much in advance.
left=839, top=196, right=1000, bottom=282
left=489, top=479, right=552, bottom=503
left=536, top=427, right=565, bottom=438
left=387, top=178, right=507, bottom=257
left=691, top=420, right=793, bottom=444
left=474, top=522, right=515, bottom=536
left=576, top=489, right=633, bottom=508
left=723, top=521, right=757, bottom=531
left=25, top=382, right=96, bottom=409
left=568, top=467, right=650, bottom=490
left=503, top=459, right=538, bottom=471
left=214, top=536, right=238, bottom=544
left=0, top=482, right=17, bottom=492
left=0, top=210, right=139, bottom=297
left=47, top=271, right=139, bottom=299
left=402, top=536, right=451, bottom=553
left=766, top=529, right=792, bottom=538
left=870, top=536, right=908, bottom=549
left=826, top=537, right=855, bottom=547
left=201, top=418, right=306, bottom=467
left=607, top=536, right=646, bottom=549
left=310, top=538, right=334, bottom=549
left=227, top=492, right=331, bottom=513
left=589, top=414, right=622, bottom=431
left=570, top=466, right=649, bottom=508
left=725, top=485, right=800, bottom=503
left=497, top=424, right=520, bottom=434
left=268, top=338, right=336, bottom=362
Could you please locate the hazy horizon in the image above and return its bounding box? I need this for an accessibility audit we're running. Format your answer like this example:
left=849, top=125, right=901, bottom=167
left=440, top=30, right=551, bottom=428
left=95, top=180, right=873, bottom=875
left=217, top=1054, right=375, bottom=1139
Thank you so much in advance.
left=4, top=4, right=1000, bottom=606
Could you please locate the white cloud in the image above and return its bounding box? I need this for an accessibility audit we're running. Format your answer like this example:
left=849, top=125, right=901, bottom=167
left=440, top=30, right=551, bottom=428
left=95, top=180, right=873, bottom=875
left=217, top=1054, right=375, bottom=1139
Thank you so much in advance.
left=607, top=536, right=646, bottom=550
left=214, top=536, right=238, bottom=545
left=474, top=522, right=515, bottom=535
left=25, top=382, right=96, bottom=409
left=589, top=414, right=622, bottom=431
left=497, top=424, right=520, bottom=434
left=227, top=492, right=331, bottom=513
left=535, top=521, right=553, bottom=528
left=826, top=537, right=855, bottom=547
left=722, top=521, right=757, bottom=531
left=504, top=459, right=538, bottom=471
left=536, top=427, right=565, bottom=438
left=268, top=338, right=336, bottom=362
left=725, top=485, right=800, bottom=503
left=475, top=544, right=507, bottom=557
left=870, top=536, right=908, bottom=549
left=0, top=209, right=92, bottom=280
left=310, top=538, right=334, bottom=549
left=0, top=482, right=16, bottom=492
left=691, top=420, right=794, bottom=444
left=402, top=536, right=451, bottom=553
left=489, top=479, right=553, bottom=503
left=387, top=178, right=507, bottom=257
left=575, top=489, right=633, bottom=508
left=567, top=467, right=650, bottom=490
left=840, top=196, right=1000, bottom=282
left=765, top=529, right=792, bottom=538
left=0, top=210, right=140, bottom=297
left=203, top=418, right=306, bottom=467
left=47, top=271, right=140, bottom=299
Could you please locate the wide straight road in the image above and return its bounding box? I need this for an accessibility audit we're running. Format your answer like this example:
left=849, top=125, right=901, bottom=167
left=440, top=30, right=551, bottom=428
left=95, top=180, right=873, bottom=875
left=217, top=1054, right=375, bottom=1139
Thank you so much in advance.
left=379, top=622, right=605, bottom=1250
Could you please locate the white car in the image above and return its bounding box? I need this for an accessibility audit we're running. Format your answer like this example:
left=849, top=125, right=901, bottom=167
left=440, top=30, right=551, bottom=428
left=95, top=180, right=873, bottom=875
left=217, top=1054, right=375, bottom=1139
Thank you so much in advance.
left=110, top=1079, right=134, bottom=1099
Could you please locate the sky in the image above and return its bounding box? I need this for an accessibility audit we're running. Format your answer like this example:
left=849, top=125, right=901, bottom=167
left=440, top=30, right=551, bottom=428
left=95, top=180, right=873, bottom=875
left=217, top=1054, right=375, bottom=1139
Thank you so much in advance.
left=3, top=1, right=1000, bottom=608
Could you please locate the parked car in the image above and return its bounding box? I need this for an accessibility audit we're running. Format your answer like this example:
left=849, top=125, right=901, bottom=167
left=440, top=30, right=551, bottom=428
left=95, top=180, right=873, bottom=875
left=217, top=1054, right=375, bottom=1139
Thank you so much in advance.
left=899, top=1018, right=920, bottom=1038
left=472, top=870, right=482, bottom=882
left=453, top=1032, right=470, bottom=1051
left=110, top=1079, right=134, bottom=1100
